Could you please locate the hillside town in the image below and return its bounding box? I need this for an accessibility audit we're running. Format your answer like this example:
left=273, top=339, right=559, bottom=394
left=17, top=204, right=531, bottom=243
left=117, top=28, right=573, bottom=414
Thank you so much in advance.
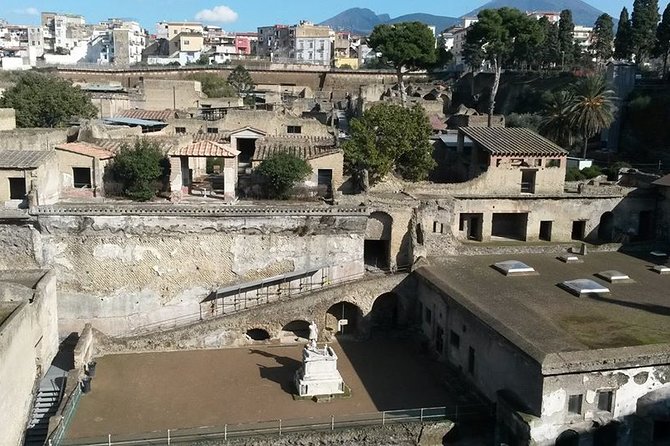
left=1, top=0, right=670, bottom=445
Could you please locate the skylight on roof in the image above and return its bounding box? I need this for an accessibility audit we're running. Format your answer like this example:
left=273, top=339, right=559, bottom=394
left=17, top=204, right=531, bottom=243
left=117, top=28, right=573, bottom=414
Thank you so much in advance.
left=595, top=270, right=633, bottom=284
left=557, top=255, right=582, bottom=264
left=493, top=260, right=537, bottom=276
left=560, top=279, right=610, bottom=297
left=652, top=265, right=670, bottom=275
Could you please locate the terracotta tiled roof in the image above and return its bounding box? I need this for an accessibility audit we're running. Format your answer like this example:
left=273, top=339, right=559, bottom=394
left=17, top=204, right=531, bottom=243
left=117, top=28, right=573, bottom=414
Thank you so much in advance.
left=0, top=150, right=55, bottom=169
left=89, top=137, right=183, bottom=154
left=192, top=133, right=230, bottom=143
left=55, top=142, right=115, bottom=160
left=170, top=141, right=239, bottom=157
left=254, top=136, right=339, bottom=161
left=116, top=109, right=174, bottom=122
left=459, top=127, right=568, bottom=156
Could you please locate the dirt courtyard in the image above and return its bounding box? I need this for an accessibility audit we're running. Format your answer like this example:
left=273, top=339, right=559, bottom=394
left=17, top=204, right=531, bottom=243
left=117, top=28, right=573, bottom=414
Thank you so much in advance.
left=65, top=338, right=466, bottom=440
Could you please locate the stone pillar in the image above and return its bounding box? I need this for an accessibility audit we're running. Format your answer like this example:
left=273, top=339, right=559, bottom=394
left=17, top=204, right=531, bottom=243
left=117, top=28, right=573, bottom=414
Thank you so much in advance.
left=168, top=156, right=183, bottom=201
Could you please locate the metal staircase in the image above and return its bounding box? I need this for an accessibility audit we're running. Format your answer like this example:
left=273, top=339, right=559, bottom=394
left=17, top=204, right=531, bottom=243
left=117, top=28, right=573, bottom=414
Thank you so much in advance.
left=24, top=372, right=66, bottom=446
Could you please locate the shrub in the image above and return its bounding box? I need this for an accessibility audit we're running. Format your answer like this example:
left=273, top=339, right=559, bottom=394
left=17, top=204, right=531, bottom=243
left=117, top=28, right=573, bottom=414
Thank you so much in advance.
left=565, top=167, right=585, bottom=181
left=255, top=153, right=312, bottom=199
left=110, top=139, right=168, bottom=201
left=580, top=165, right=603, bottom=179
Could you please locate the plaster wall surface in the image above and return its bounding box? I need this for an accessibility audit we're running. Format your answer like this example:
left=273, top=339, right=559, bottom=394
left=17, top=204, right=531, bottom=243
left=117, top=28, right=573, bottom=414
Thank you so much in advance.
left=219, top=109, right=331, bottom=137
left=0, top=107, right=16, bottom=130
left=36, top=213, right=367, bottom=336
left=141, top=79, right=204, bottom=110
left=0, top=128, right=68, bottom=151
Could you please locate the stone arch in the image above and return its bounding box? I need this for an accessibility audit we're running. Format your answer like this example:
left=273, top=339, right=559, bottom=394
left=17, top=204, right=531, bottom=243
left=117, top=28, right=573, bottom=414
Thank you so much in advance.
left=324, top=301, right=363, bottom=338
left=598, top=211, right=615, bottom=242
left=370, top=292, right=400, bottom=333
left=246, top=328, right=271, bottom=341
left=555, top=429, right=579, bottom=446
left=365, top=211, right=393, bottom=269
left=280, top=320, right=310, bottom=342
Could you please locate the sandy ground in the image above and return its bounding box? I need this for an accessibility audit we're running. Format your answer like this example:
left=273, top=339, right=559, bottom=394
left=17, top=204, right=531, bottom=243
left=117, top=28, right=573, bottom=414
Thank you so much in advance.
left=66, top=339, right=468, bottom=440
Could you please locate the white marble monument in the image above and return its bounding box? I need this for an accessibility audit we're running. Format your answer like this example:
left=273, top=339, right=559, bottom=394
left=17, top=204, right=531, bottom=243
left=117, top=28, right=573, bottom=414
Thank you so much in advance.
left=294, top=322, right=346, bottom=397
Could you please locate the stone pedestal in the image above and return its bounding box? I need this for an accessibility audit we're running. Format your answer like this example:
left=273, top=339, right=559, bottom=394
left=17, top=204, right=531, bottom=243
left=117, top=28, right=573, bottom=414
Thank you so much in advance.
left=294, top=344, right=345, bottom=397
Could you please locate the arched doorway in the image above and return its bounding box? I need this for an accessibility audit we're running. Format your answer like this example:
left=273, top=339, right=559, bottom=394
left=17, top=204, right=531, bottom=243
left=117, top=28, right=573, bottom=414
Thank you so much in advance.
left=555, top=429, right=579, bottom=446
left=365, top=212, right=393, bottom=269
left=280, top=320, right=310, bottom=342
left=598, top=212, right=615, bottom=242
left=325, top=302, right=362, bottom=337
left=370, top=293, right=399, bottom=333
left=246, top=328, right=270, bottom=341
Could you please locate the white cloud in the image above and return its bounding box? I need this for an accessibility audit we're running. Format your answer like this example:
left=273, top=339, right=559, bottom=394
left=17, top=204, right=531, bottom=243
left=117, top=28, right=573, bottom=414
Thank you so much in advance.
left=13, top=7, right=39, bottom=16
left=194, top=5, right=239, bottom=23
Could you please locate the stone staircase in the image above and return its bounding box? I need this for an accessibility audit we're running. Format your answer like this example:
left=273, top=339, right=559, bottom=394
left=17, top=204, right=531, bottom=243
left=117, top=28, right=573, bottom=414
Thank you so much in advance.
left=24, top=373, right=66, bottom=446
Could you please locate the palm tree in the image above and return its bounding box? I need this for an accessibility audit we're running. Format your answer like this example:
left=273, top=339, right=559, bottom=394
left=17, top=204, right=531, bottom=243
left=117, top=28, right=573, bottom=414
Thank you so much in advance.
left=569, top=76, right=616, bottom=159
left=539, top=90, right=576, bottom=149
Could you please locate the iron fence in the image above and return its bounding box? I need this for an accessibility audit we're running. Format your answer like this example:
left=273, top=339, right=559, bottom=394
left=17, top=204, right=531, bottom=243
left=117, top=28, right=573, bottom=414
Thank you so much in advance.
left=48, top=381, right=83, bottom=446
left=57, top=405, right=488, bottom=445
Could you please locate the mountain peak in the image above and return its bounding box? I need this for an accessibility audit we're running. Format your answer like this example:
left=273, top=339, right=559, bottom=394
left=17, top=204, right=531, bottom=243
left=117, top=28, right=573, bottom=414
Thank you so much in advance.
left=462, top=0, right=607, bottom=26
left=320, top=8, right=458, bottom=34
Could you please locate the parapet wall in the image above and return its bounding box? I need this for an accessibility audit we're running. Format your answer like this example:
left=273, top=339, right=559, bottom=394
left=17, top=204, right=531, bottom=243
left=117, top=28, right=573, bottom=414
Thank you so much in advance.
left=34, top=205, right=368, bottom=336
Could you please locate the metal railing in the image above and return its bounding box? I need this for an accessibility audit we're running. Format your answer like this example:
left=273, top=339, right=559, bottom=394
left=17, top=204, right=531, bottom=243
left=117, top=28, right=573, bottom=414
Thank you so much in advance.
left=57, top=405, right=487, bottom=445
left=48, top=381, right=83, bottom=446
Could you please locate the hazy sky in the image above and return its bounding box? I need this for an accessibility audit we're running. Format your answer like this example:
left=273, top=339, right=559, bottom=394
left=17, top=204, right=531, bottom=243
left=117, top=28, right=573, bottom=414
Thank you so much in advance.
left=3, top=0, right=670, bottom=32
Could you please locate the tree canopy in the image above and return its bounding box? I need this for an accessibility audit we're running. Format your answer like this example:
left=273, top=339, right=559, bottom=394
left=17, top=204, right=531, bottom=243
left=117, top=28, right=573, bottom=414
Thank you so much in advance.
left=0, top=72, right=97, bottom=128
left=591, top=14, right=615, bottom=63
left=110, top=139, right=168, bottom=202
left=558, top=10, right=575, bottom=67
left=570, top=76, right=617, bottom=158
left=614, top=7, right=634, bottom=60
left=631, top=0, right=660, bottom=63
left=368, top=22, right=437, bottom=105
left=187, top=73, right=236, bottom=98
left=255, top=153, right=312, bottom=199
left=654, top=3, right=670, bottom=76
left=342, top=103, right=435, bottom=185
left=227, top=65, right=255, bottom=97
left=465, top=8, right=543, bottom=124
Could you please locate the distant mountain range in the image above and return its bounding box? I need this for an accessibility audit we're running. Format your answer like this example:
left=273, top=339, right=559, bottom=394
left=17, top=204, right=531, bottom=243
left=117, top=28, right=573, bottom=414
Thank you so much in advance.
left=320, top=0, right=607, bottom=35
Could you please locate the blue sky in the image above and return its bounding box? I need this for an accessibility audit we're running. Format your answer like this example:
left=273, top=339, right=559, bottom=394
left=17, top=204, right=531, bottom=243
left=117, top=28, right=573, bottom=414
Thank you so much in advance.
left=3, top=0, right=670, bottom=32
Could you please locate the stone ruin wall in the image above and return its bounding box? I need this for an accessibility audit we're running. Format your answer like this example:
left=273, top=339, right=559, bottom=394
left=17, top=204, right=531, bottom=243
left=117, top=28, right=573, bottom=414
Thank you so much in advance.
left=29, top=211, right=367, bottom=337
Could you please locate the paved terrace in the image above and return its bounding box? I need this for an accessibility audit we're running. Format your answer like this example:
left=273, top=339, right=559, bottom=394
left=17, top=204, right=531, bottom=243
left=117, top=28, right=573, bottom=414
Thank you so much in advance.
left=418, top=251, right=670, bottom=375
left=65, top=339, right=478, bottom=441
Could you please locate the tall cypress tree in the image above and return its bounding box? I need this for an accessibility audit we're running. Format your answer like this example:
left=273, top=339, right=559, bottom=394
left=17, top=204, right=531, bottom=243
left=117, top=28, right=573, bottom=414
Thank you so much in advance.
left=655, top=3, right=670, bottom=76
left=614, top=7, right=634, bottom=60
left=590, top=14, right=615, bottom=62
left=541, top=18, right=561, bottom=68
left=631, top=0, right=660, bottom=63
left=558, top=9, right=575, bottom=68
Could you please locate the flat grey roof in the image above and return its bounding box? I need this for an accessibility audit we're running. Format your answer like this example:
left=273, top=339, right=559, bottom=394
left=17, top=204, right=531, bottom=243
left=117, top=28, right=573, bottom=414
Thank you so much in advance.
left=0, top=150, right=55, bottom=169
left=417, top=251, right=670, bottom=374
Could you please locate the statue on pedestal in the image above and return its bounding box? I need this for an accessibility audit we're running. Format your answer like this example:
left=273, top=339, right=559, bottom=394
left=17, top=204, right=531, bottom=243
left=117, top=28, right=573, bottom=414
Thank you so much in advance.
left=294, top=322, right=346, bottom=398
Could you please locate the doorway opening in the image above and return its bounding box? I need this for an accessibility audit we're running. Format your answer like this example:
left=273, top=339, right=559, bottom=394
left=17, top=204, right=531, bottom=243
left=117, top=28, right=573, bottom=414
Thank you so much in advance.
left=492, top=213, right=528, bottom=241
left=539, top=221, right=553, bottom=241
left=572, top=221, right=586, bottom=241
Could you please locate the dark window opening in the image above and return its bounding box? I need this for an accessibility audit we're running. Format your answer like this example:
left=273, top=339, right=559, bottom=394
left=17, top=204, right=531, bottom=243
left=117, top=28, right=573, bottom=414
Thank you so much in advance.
left=467, top=347, right=475, bottom=375
left=72, top=167, right=92, bottom=188
left=246, top=328, right=270, bottom=341
left=572, top=221, right=586, bottom=241
left=175, top=127, right=186, bottom=134
left=435, top=326, right=444, bottom=354
left=237, top=138, right=256, bottom=164
left=326, top=302, right=362, bottom=336
left=568, top=394, right=583, bottom=414
left=547, top=159, right=561, bottom=168
left=287, top=125, right=302, bottom=134
left=597, top=390, right=613, bottom=411
left=539, top=221, right=553, bottom=241
left=521, top=169, right=536, bottom=193
left=8, top=177, right=26, bottom=199
left=317, top=169, right=332, bottom=198
left=281, top=320, right=310, bottom=339
left=492, top=213, right=528, bottom=241
left=450, top=330, right=460, bottom=349
left=459, top=213, right=483, bottom=241
left=424, top=308, right=432, bottom=324
left=364, top=239, right=389, bottom=269
left=207, top=127, right=219, bottom=134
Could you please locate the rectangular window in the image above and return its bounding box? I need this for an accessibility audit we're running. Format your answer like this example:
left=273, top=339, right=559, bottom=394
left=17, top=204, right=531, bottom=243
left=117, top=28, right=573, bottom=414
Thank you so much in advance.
left=424, top=308, right=432, bottom=324
left=547, top=159, right=561, bottom=168
left=72, top=167, right=92, bottom=188
left=521, top=170, right=536, bottom=194
left=450, top=331, right=460, bottom=349
left=207, top=128, right=219, bottom=134
left=8, top=178, right=26, bottom=199
left=175, top=127, right=186, bottom=134
left=568, top=394, right=583, bottom=414
left=535, top=159, right=543, bottom=167
left=597, top=390, right=614, bottom=412
left=287, top=125, right=302, bottom=134
left=468, top=347, right=475, bottom=375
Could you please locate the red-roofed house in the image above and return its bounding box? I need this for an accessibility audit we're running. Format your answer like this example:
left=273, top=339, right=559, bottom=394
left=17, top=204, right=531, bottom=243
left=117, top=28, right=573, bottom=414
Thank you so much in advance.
left=55, top=142, right=115, bottom=198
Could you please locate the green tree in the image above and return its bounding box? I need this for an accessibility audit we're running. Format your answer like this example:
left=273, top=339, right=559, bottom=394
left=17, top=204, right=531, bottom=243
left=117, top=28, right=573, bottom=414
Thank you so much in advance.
left=111, top=139, right=167, bottom=201
left=196, top=53, right=210, bottom=65
left=654, top=3, right=670, bottom=77
left=466, top=8, right=543, bottom=126
left=540, top=18, right=561, bottom=68
left=540, top=90, right=577, bottom=148
left=631, top=0, right=660, bottom=63
left=368, top=22, right=437, bottom=106
left=591, top=14, right=615, bottom=63
left=227, top=65, right=255, bottom=97
left=342, top=103, right=434, bottom=185
left=558, top=9, right=575, bottom=68
left=569, top=76, right=617, bottom=158
left=255, top=153, right=312, bottom=199
left=187, top=73, right=236, bottom=98
left=614, top=7, right=634, bottom=60
left=0, top=72, right=97, bottom=128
